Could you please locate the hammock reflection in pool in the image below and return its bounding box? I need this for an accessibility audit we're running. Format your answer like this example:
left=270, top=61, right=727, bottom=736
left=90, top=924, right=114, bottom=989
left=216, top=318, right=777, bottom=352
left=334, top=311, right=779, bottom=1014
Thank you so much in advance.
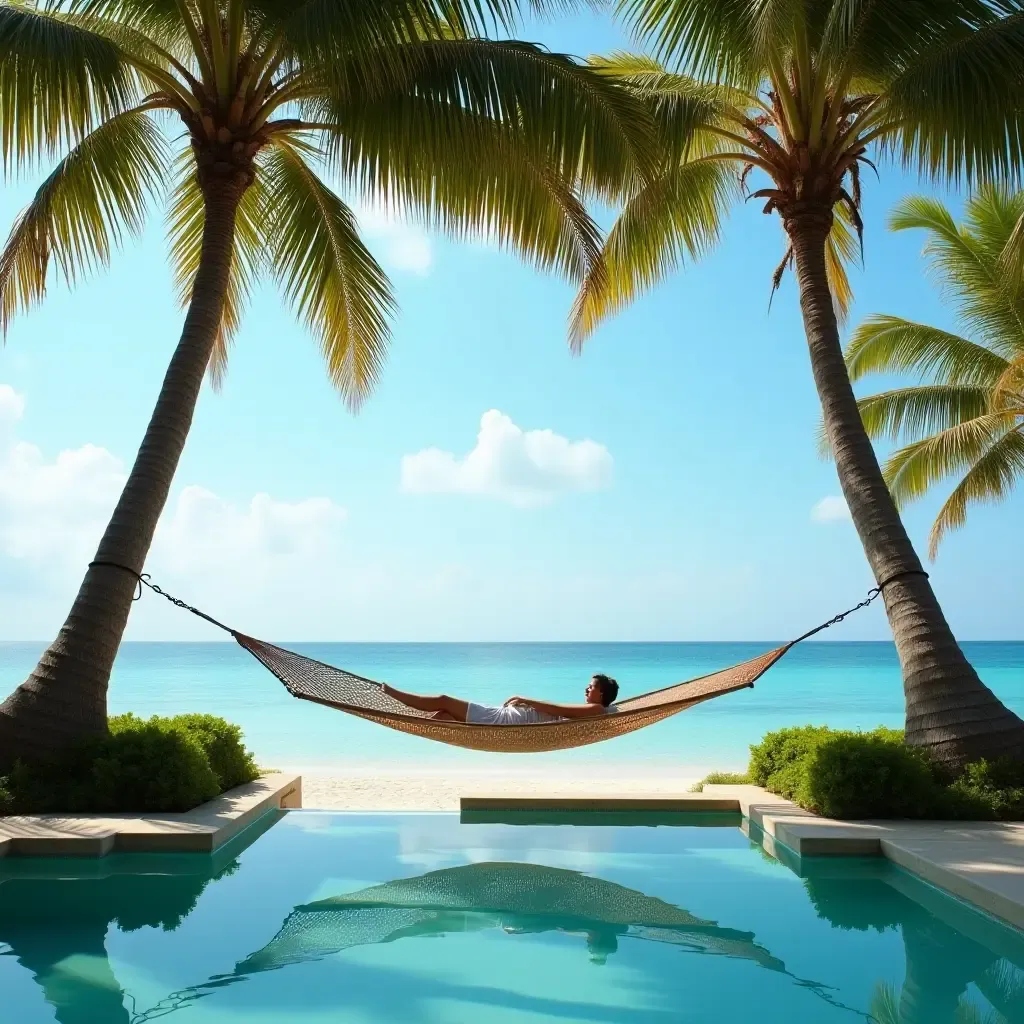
left=234, top=861, right=787, bottom=974
left=129, top=862, right=872, bottom=1022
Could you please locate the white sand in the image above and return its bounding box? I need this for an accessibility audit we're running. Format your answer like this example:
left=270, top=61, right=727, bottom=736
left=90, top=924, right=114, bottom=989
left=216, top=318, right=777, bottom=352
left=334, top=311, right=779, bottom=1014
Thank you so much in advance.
left=292, top=765, right=706, bottom=810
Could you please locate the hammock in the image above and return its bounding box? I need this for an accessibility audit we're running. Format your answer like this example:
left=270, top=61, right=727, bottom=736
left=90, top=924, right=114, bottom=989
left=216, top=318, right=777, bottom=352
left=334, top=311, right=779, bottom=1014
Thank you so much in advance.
left=236, top=633, right=788, bottom=752
left=94, top=560, right=916, bottom=754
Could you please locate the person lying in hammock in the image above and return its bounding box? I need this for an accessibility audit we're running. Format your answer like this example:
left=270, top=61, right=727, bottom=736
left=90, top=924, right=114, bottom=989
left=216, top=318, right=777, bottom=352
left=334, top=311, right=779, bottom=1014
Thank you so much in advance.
left=381, top=674, right=620, bottom=724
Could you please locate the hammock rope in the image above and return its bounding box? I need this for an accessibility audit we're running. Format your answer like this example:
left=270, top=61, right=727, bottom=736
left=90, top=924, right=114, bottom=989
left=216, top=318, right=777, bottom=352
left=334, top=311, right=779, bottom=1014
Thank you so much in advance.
left=88, top=559, right=927, bottom=753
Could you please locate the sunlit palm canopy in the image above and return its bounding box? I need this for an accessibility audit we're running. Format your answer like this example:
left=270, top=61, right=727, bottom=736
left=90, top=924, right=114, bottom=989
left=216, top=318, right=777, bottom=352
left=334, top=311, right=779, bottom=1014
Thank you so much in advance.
left=843, top=188, right=1024, bottom=559
left=571, top=0, right=1024, bottom=346
left=0, top=0, right=660, bottom=404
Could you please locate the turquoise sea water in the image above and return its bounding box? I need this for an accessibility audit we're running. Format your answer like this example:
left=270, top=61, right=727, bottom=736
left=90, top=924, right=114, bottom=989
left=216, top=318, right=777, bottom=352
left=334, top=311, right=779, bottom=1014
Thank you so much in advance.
left=1, top=642, right=1022, bottom=771
left=2, top=811, right=1023, bottom=1023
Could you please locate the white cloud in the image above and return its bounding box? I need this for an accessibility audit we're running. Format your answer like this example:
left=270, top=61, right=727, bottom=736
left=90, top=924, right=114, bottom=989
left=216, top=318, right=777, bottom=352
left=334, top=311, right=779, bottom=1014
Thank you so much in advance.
left=156, top=486, right=344, bottom=579
left=0, top=383, right=26, bottom=428
left=357, top=206, right=432, bottom=275
left=0, top=387, right=126, bottom=575
left=811, top=495, right=852, bottom=523
left=0, top=384, right=346, bottom=606
left=401, top=410, right=613, bottom=507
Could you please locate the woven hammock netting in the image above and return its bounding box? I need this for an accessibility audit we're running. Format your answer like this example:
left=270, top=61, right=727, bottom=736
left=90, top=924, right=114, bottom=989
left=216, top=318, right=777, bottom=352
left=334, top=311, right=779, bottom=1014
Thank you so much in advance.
left=234, top=634, right=790, bottom=753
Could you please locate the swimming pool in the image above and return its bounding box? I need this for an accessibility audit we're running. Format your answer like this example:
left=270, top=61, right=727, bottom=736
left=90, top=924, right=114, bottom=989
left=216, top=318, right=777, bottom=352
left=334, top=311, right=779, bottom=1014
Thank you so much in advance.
left=1, top=811, right=1022, bottom=1023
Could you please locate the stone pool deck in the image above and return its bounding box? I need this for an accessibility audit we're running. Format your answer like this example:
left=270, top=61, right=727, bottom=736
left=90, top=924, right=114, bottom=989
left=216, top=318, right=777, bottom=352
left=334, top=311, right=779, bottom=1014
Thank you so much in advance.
left=461, top=784, right=1024, bottom=931
left=0, top=772, right=301, bottom=857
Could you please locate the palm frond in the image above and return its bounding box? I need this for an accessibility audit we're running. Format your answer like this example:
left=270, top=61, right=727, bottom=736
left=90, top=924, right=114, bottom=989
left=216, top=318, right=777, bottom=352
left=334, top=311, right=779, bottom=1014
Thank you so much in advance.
left=883, top=412, right=1018, bottom=506
left=0, top=2, right=139, bottom=164
left=845, top=316, right=1008, bottom=385
left=889, top=194, right=1024, bottom=358
left=856, top=384, right=994, bottom=443
left=928, top=424, right=1024, bottom=557
left=587, top=52, right=741, bottom=164
left=0, top=104, right=166, bottom=333
left=569, top=157, right=737, bottom=347
left=166, top=153, right=268, bottom=389
left=614, top=0, right=761, bottom=85
left=826, top=200, right=859, bottom=324
left=998, top=207, right=1024, bottom=282
left=309, top=38, right=661, bottom=201
left=261, top=140, right=396, bottom=409
left=885, top=7, right=1024, bottom=186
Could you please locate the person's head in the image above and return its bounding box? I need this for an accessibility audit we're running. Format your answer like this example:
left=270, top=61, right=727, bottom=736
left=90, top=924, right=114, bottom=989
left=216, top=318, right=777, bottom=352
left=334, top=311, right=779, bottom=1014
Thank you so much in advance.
left=586, top=674, right=619, bottom=706
left=586, top=929, right=619, bottom=964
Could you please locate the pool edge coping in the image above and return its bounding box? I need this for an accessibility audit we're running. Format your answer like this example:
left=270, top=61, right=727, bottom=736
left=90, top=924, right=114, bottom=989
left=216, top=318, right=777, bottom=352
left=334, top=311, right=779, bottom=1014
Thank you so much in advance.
left=0, top=772, right=302, bottom=857
left=461, top=784, right=1024, bottom=932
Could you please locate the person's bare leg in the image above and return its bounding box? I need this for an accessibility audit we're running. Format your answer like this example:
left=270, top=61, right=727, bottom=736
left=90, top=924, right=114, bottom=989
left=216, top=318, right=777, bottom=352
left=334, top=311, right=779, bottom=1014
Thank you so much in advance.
left=381, top=684, right=469, bottom=722
left=430, top=710, right=459, bottom=721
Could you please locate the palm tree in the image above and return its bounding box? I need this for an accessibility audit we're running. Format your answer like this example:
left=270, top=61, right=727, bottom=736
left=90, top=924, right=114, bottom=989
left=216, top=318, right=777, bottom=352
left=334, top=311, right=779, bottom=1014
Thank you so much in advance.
left=845, top=188, right=1024, bottom=562
left=0, top=0, right=658, bottom=766
left=572, top=0, right=1024, bottom=766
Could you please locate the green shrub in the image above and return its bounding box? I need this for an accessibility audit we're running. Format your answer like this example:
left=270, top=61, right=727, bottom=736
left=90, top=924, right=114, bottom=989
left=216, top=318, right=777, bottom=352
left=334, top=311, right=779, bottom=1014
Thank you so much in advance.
left=800, top=732, right=939, bottom=818
left=165, top=713, right=259, bottom=790
left=689, top=771, right=749, bottom=792
left=0, top=713, right=257, bottom=814
left=944, top=758, right=1024, bottom=821
left=748, top=725, right=832, bottom=798
left=747, top=724, right=1024, bottom=821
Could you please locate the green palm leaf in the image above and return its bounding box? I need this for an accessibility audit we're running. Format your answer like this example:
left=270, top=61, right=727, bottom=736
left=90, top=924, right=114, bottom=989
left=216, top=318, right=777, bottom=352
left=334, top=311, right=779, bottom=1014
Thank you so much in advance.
left=261, top=141, right=396, bottom=409
left=0, top=2, right=139, bottom=163
left=0, top=104, right=166, bottom=332
left=884, top=412, right=1018, bottom=505
left=885, top=6, right=1024, bottom=185
left=849, top=189, right=1024, bottom=554
left=857, top=384, right=994, bottom=443
left=928, top=425, right=1024, bottom=558
left=846, top=316, right=1009, bottom=385
left=826, top=200, right=859, bottom=323
left=1001, top=209, right=1024, bottom=280
left=309, top=37, right=660, bottom=200
left=889, top=193, right=1024, bottom=360
left=569, top=158, right=737, bottom=347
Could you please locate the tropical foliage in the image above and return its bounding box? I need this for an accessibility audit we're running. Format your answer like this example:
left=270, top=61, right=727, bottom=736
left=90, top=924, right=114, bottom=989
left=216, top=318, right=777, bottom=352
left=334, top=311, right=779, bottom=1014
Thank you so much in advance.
left=570, top=0, right=1024, bottom=765
left=0, top=0, right=658, bottom=765
left=846, top=189, right=1024, bottom=559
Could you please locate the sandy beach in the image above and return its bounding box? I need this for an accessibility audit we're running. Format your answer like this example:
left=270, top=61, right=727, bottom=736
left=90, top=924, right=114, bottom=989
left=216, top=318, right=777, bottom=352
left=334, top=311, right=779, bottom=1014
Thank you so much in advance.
left=294, top=765, right=704, bottom=810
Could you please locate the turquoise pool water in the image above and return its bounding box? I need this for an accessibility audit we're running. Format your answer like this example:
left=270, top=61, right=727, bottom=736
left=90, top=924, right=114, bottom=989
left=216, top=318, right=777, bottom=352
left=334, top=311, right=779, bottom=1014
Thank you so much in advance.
left=2, top=811, right=1023, bottom=1023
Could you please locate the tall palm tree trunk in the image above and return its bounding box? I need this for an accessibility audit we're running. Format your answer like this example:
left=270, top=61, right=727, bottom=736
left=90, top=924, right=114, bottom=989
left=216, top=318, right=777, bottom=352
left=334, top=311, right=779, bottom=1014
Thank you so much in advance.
left=0, top=182, right=243, bottom=769
left=785, top=204, right=1024, bottom=768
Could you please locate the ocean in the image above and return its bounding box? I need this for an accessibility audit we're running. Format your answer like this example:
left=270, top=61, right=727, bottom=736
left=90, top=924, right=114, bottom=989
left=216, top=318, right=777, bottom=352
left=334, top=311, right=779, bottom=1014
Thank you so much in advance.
left=1, top=641, right=1022, bottom=774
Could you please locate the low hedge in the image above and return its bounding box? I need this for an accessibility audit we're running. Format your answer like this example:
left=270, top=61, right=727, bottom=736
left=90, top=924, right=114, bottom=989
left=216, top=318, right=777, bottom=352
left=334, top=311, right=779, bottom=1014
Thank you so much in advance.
left=0, top=713, right=260, bottom=815
left=689, top=771, right=749, bottom=792
left=698, top=725, right=1024, bottom=820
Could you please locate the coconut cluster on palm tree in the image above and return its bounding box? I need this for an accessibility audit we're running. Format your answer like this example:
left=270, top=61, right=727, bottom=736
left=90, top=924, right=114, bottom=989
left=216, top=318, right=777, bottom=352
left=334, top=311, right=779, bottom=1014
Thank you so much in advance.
left=846, top=188, right=1024, bottom=561
left=0, top=0, right=659, bottom=766
left=573, top=0, right=1024, bottom=766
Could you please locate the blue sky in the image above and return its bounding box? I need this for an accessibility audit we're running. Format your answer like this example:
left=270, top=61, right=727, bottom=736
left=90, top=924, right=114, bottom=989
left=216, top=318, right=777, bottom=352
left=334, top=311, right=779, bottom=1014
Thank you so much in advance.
left=0, top=8, right=1020, bottom=643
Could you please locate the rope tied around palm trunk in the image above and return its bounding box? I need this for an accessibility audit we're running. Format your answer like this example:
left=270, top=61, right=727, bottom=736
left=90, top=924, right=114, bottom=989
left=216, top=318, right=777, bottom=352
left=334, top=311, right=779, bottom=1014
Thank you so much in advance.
left=88, top=560, right=237, bottom=636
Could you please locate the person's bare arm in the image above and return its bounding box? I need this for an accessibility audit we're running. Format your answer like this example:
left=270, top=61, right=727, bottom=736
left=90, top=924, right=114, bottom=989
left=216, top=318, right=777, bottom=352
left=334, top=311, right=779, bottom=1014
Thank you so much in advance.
left=502, top=697, right=605, bottom=719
